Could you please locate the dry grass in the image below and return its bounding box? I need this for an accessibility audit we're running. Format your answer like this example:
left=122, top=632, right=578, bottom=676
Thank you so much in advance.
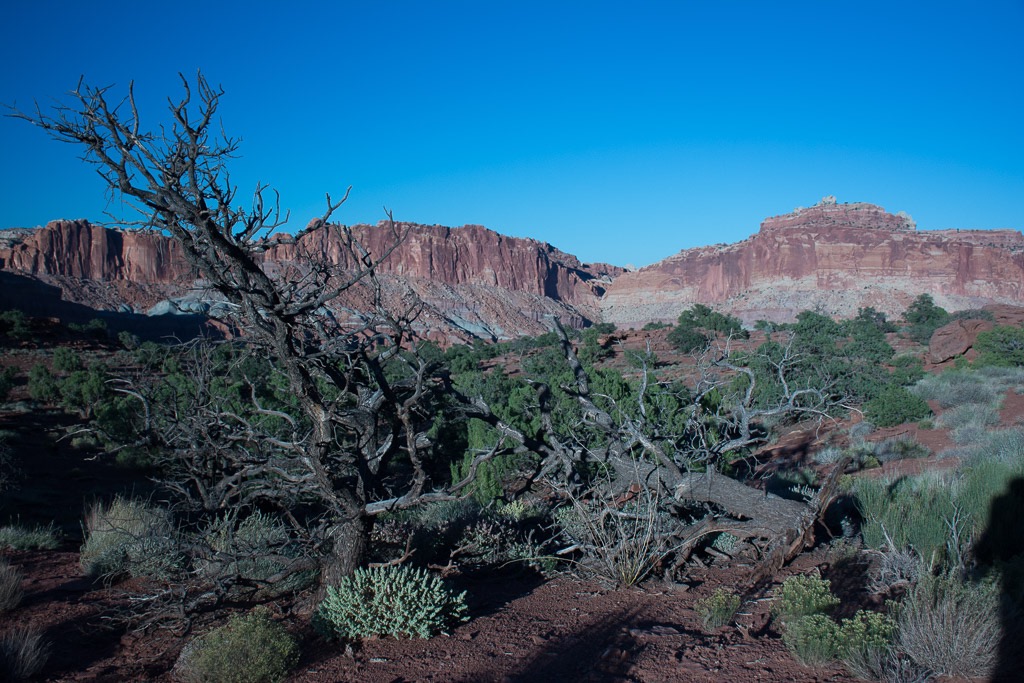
left=0, top=558, right=24, bottom=613
left=0, top=626, right=50, bottom=680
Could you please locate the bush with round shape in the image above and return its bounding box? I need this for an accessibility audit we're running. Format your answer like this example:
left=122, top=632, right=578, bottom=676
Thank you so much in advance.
left=80, top=496, right=180, bottom=580
left=771, top=574, right=840, bottom=622
left=175, top=608, right=299, bottom=683
left=315, top=565, right=469, bottom=640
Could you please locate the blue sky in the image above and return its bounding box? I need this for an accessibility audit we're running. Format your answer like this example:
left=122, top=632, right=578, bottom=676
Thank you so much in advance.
left=2, top=1, right=1022, bottom=267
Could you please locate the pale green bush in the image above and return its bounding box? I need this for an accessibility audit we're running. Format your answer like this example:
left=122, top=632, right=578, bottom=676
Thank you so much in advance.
left=771, top=575, right=840, bottom=621
left=175, top=608, right=299, bottom=683
left=0, top=523, right=60, bottom=550
left=782, top=614, right=842, bottom=666
left=80, top=496, right=180, bottom=579
left=896, top=573, right=1000, bottom=678
left=315, top=565, right=469, bottom=640
left=695, top=588, right=741, bottom=629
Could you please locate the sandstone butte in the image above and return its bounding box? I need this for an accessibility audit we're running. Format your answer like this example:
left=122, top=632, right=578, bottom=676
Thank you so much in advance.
left=1, top=198, right=1023, bottom=339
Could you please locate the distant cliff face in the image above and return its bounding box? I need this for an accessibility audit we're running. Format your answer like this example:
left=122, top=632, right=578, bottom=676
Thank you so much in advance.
left=3, top=200, right=1023, bottom=337
left=601, top=201, right=1024, bottom=326
left=0, top=219, right=621, bottom=341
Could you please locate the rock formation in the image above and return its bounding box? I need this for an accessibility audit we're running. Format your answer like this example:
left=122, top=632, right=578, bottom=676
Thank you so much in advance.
left=0, top=219, right=621, bottom=342
left=2, top=199, right=1023, bottom=339
left=601, top=199, right=1024, bottom=327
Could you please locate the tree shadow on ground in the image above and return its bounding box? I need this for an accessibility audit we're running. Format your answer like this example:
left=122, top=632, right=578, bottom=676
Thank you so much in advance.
left=455, top=605, right=646, bottom=683
left=975, top=476, right=1024, bottom=681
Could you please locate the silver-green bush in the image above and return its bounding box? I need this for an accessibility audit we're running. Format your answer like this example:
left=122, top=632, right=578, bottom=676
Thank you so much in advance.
left=0, top=523, right=60, bottom=550
left=896, top=572, right=1000, bottom=678
left=315, top=565, right=469, bottom=639
left=175, top=608, right=299, bottom=683
left=0, top=626, right=50, bottom=681
left=80, top=496, right=180, bottom=579
left=0, top=558, right=24, bottom=612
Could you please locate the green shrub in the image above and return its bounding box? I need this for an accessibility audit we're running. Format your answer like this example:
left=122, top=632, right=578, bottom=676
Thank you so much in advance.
left=51, top=347, right=82, bottom=373
left=0, top=523, right=60, bottom=550
left=200, top=511, right=314, bottom=597
left=695, top=588, right=741, bottom=629
left=902, top=294, right=949, bottom=344
left=0, top=558, right=24, bottom=612
left=666, top=325, right=710, bottom=353
left=975, top=324, right=1024, bottom=367
left=26, top=364, right=59, bottom=403
left=0, top=626, right=50, bottom=681
left=863, top=384, right=930, bottom=428
left=839, top=610, right=897, bottom=679
left=0, top=366, right=15, bottom=402
left=0, top=310, right=31, bottom=341
left=80, top=497, right=180, bottom=579
left=896, top=573, right=1000, bottom=678
left=772, top=575, right=840, bottom=621
left=315, top=565, right=469, bottom=640
left=175, top=608, right=299, bottom=683
left=782, top=614, right=842, bottom=666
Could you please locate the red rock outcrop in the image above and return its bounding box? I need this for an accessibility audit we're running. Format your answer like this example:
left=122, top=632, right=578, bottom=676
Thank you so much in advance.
left=602, top=199, right=1024, bottom=327
left=0, top=219, right=621, bottom=341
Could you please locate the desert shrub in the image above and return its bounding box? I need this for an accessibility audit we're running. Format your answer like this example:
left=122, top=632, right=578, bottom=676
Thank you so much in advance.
left=914, top=370, right=998, bottom=409
left=200, top=511, right=314, bottom=597
left=666, top=325, right=710, bottom=353
left=51, top=347, right=82, bottom=373
left=854, top=475, right=957, bottom=568
left=0, top=558, right=24, bottom=612
left=80, top=496, right=180, bottom=580
left=772, top=574, right=840, bottom=621
left=175, top=608, right=299, bottom=683
left=872, top=437, right=930, bottom=463
left=896, top=572, right=1000, bottom=678
left=642, top=321, right=670, bottom=331
left=0, top=523, right=60, bottom=550
left=26, top=364, right=59, bottom=403
left=863, top=384, right=930, bottom=428
left=0, top=626, right=50, bottom=681
left=939, top=402, right=1001, bottom=444
left=975, top=324, right=1024, bottom=367
left=0, top=366, right=15, bottom=402
left=782, top=614, right=843, bottom=666
left=813, top=446, right=845, bottom=465
left=902, top=293, right=949, bottom=344
left=315, top=565, right=469, bottom=640
left=839, top=610, right=898, bottom=679
left=0, top=310, right=31, bottom=341
left=889, top=354, right=925, bottom=387
left=554, top=486, right=675, bottom=587
left=695, top=588, right=741, bottom=629
left=869, top=547, right=922, bottom=595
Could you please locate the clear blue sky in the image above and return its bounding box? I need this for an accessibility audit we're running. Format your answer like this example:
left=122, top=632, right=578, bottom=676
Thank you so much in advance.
left=2, top=1, right=1022, bottom=267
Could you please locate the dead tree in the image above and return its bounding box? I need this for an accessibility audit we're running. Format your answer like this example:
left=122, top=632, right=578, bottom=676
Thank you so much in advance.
left=12, top=75, right=518, bottom=592
left=515, top=322, right=849, bottom=580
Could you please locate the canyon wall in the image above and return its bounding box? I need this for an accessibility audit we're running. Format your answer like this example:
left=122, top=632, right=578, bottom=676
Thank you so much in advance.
left=601, top=201, right=1024, bottom=327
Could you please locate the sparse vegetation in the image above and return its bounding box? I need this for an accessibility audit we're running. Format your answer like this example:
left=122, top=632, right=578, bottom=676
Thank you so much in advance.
left=0, top=626, right=50, bottom=681
left=0, top=558, right=24, bottom=612
left=695, top=588, right=741, bottom=629
left=0, top=523, right=60, bottom=550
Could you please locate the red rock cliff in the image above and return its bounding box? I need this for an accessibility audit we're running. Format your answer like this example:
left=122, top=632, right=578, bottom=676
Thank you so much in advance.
left=0, top=219, right=620, bottom=340
left=602, top=200, right=1024, bottom=327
